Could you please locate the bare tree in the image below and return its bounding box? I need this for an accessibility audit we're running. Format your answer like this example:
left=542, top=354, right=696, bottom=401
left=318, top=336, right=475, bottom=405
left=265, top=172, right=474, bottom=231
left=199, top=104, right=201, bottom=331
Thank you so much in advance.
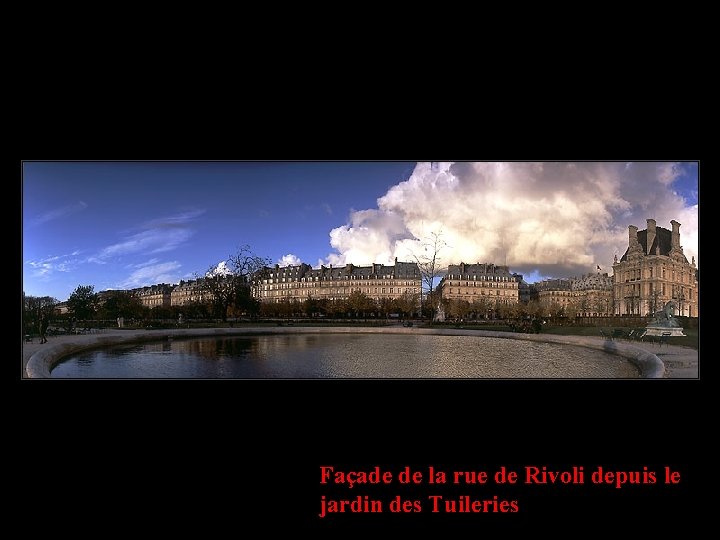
left=198, top=245, right=271, bottom=321
left=409, top=230, right=449, bottom=320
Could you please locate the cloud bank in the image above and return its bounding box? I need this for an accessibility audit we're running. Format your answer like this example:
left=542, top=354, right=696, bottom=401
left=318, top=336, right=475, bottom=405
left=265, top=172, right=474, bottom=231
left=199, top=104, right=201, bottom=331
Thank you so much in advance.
left=278, top=254, right=303, bottom=266
left=323, top=162, right=698, bottom=280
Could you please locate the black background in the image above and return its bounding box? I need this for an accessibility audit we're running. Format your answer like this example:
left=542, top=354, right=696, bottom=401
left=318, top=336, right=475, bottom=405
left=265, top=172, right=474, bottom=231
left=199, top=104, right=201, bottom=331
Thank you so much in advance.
left=19, top=101, right=705, bottom=534
left=22, top=379, right=701, bottom=534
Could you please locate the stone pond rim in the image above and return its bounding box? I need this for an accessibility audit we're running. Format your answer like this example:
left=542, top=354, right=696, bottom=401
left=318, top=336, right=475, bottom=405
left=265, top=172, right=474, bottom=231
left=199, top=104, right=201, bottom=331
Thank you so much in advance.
left=24, top=327, right=665, bottom=379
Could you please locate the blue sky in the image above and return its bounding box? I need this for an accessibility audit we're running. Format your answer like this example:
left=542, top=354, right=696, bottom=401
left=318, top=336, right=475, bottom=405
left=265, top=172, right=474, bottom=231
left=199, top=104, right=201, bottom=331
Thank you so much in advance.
left=23, top=162, right=415, bottom=300
left=23, top=161, right=698, bottom=301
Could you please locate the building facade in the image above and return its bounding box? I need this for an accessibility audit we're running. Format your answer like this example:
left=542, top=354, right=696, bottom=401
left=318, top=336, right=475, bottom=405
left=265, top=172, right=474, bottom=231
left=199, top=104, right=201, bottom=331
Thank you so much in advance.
left=517, top=275, right=532, bottom=304
left=570, top=273, right=614, bottom=316
left=535, top=278, right=574, bottom=313
left=612, top=219, right=698, bottom=317
left=254, top=259, right=421, bottom=304
left=134, top=284, right=173, bottom=308
left=440, top=263, right=520, bottom=304
left=534, top=273, right=614, bottom=317
left=170, top=279, right=210, bottom=306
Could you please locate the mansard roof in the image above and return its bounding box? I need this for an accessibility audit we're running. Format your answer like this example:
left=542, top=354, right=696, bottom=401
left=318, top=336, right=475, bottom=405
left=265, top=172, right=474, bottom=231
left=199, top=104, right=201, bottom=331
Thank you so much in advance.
left=620, top=225, right=688, bottom=263
left=265, top=261, right=420, bottom=280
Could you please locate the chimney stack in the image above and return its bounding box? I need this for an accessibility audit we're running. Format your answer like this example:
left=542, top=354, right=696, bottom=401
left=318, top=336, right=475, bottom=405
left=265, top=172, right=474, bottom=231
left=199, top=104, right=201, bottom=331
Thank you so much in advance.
left=670, top=220, right=681, bottom=248
left=646, top=219, right=656, bottom=255
left=628, top=225, right=639, bottom=246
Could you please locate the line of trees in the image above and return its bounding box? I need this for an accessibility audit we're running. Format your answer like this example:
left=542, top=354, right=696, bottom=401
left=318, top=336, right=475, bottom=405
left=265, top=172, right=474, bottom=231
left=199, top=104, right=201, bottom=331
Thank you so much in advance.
left=258, top=289, right=420, bottom=319
left=439, top=297, right=530, bottom=321
left=24, top=286, right=151, bottom=332
left=438, top=296, right=619, bottom=323
left=22, top=246, right=274, bottom=330
left=22, top=293, right=58, bottom=335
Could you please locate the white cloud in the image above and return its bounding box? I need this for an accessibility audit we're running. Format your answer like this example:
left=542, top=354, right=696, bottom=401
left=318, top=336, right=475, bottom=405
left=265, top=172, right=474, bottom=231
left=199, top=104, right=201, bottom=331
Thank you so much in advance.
left=26, top=251, right=83, bottom=278
left=96, top=209, right=205, bottom=261
left=322, top=162, right=699, bottom=279
left=326, top=209, right=411, bottom=266
left=278, top=254, right=303, bottom=266
left=98, top=228, right=193, bottom=258
left=119, top=261, right=182, bottom=288
left=32, top=201, right=87, bottom=225
left=206, top=260, right=232, bottom=277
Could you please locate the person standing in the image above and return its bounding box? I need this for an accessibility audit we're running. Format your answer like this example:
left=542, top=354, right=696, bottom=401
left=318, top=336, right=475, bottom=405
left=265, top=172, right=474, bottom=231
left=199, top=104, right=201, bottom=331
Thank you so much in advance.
left=39, top=315, right=49, bottom=344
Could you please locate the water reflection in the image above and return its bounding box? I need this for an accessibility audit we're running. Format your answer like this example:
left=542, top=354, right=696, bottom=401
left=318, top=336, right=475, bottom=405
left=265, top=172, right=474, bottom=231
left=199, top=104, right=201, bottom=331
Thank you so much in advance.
left=51, top=334, right=640, bottom=379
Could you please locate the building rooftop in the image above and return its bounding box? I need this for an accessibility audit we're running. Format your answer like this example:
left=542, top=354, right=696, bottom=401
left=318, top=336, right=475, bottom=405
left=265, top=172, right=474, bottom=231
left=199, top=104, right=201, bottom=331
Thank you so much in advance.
left=265, top=261, right=420, bottom=280
left=445, top=263, right=514, bottom=278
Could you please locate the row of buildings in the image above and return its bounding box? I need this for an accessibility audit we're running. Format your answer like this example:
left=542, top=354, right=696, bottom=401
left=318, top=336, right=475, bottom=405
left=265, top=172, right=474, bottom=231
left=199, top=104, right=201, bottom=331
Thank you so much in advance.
left=84, top=218, right=698, bottom=318
left=256, top=260, right=422, bottom=303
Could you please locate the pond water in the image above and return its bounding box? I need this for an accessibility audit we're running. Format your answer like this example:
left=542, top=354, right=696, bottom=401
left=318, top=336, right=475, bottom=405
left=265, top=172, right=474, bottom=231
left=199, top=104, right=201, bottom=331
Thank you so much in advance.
left=50, top=333, right=640, bottom=378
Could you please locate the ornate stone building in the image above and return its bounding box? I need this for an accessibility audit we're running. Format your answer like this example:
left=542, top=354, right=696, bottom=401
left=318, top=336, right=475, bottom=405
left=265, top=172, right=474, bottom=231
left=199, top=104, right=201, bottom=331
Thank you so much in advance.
left=254, top=259, right=421, bottom=304
left=612, top=219, right=698, bottom=317
left=440, top=263, right=520, bottom=304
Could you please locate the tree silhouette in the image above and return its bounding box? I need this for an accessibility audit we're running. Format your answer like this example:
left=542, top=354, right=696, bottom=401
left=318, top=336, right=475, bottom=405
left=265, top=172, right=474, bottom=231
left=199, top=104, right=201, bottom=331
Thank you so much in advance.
left=198, top=245, right=271, bottom=321
left=67, top=285, right=97, bottom=321
left=409, top=230, right=449, bottom=320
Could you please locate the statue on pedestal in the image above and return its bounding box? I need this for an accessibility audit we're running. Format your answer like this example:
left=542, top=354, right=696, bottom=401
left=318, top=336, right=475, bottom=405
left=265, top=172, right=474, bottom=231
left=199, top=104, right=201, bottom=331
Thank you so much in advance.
left=644, top=300, right=685, bottom=337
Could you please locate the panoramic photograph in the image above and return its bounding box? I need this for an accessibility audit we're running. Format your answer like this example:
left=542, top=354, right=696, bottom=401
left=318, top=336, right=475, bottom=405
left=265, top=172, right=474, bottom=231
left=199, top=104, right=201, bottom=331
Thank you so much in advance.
left=21, top=161, right=699, bottom=379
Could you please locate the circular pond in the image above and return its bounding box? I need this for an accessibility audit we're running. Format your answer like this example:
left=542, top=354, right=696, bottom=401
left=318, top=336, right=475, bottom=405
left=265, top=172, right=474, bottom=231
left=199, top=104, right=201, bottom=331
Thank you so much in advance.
left=50, top=333, right=640, bottom=378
